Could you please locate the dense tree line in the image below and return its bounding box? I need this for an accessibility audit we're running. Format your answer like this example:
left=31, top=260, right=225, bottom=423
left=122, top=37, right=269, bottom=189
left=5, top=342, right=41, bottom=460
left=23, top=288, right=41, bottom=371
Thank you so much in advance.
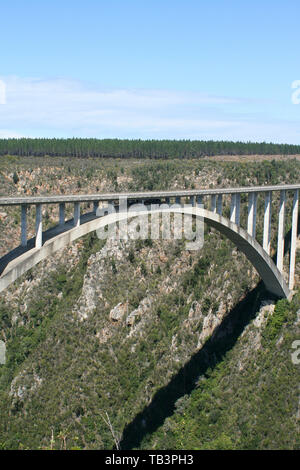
left=0, top=138, right=299, bottom=159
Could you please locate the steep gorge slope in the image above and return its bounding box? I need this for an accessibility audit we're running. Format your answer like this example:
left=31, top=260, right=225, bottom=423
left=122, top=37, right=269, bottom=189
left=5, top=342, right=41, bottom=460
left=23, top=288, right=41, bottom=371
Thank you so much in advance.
left=140, top=292, right=300, bottom=450
left=0, top=156, right=299, bottom=449
left=0, top=227, right=257, bottom=449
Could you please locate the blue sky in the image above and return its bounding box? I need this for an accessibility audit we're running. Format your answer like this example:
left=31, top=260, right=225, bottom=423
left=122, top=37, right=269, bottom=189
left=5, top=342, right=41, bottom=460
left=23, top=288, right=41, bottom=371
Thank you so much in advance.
left=0, top=0, right=300, bottom=142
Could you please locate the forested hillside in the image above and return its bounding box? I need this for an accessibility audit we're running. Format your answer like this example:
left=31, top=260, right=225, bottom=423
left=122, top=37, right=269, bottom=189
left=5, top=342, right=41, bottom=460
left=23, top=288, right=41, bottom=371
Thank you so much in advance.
left=0, top=138, right=300, bottom=159
left=0, top=155, right=299, bottom=449
left=137, top=293, right=300, bottom=450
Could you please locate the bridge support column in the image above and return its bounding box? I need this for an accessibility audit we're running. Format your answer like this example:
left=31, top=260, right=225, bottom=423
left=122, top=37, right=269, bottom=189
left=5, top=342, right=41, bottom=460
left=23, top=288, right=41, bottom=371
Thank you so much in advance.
left=289, top=189, right=299, bottom=290
left=230, top=194, right=241, bottom=225
left=247, top=192, right=257, bottom=237
left=211, top=195, right=217, bottom=213
left=93, top=201, right=99, bottom=214
left=175, top=196, right=181, bottom=205
left=59, top=203, right=65, bottom=226
left=74, top=202, right=81, bottom=227
left=217, top=194, right=223, bottom=216
left=196, top=195, right=203, bottom=207
left=230, top=194, right=235, bottom=223
left=235, top=193, right=240, bottom=225
left=263, top=191, right=272, bottom=255
left=35, top=204, right=42, bottom=249
left=277, top=190, right=286, bottom=272
left=190, top=195, right=195, bottom=207
left=21, top=205, right=27, bottom=247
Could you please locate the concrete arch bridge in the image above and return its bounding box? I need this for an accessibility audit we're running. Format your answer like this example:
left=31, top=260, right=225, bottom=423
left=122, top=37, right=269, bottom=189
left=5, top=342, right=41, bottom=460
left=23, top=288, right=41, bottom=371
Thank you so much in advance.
left=0, top=184, right=299, bottom=298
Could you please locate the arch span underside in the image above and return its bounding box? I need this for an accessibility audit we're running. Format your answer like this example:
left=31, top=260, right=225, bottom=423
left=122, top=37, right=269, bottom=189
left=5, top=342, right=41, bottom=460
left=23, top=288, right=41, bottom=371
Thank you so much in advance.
left=0, top=207, right=290, bottom=298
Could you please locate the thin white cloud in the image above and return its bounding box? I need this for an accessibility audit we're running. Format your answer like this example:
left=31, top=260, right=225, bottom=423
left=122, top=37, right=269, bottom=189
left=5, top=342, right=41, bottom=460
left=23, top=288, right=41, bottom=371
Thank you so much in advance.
left=2, top=76, right=238, bottom=108
left=0, top=76, right=299, bottom=143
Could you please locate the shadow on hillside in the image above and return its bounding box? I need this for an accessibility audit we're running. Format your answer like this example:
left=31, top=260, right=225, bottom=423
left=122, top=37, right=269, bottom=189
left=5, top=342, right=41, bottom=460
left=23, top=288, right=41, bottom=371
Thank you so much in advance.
left=120, top=217, right=299, bottom=449
left=120, top=281, right=267, bottom=449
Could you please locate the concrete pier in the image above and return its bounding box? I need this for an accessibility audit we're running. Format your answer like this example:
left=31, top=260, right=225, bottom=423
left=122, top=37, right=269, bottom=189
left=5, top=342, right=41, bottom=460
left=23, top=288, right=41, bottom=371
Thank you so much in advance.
left=277, top=190, right=286, bottom=272
left=59, top=203, right=65, bottom=226
left=235, top=193, right=241, bottom=225
left=35, top=204, right=42, bottom=249
left=74, top=202, right=81, bottom=227
left=230, top=194, right=240, bottom=225
left=211, top=195, right=217, bottom=213
left=217, top=194, right=223, bottom=216
left=289, top=189, right=299, bottom=290
left=93, top=201, right=99, bottom=214
left=263, top=191, right=272, bottom=255
left=247, top=192, right=257, bottom=237
left=230, top=194, right=236, bottom=223
left=196, top=195, right=203, bottom=207
left=21, top=205, right=27, bottom=247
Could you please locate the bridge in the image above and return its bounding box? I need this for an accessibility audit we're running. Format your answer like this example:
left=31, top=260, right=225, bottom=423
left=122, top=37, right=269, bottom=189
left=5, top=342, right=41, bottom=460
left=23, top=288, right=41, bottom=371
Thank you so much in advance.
left=0, top=184, right=299, bottom=298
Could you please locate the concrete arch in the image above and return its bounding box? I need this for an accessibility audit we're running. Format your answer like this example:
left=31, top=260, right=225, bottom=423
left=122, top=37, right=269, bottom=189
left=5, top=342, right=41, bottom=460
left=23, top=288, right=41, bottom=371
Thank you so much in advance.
left=0, top=207, right=290, bottom=298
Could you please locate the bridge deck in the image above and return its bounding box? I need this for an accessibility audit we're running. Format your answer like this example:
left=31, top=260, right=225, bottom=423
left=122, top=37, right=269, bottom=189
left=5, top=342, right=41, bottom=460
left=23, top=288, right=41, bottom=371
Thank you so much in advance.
left=0, top=184, right=299, bottom=206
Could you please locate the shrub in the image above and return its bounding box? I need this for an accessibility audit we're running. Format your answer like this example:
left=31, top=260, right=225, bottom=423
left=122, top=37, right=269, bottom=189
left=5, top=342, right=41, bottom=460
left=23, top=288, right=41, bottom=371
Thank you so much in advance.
left=12, top=172, right=19, bottom=184
left=262, top=299, right=289, bottom=343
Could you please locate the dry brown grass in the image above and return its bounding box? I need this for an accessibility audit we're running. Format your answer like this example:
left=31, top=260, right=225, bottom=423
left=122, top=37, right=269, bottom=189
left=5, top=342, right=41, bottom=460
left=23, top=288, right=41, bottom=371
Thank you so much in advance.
left=204, top=154, right=300, bottom=162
